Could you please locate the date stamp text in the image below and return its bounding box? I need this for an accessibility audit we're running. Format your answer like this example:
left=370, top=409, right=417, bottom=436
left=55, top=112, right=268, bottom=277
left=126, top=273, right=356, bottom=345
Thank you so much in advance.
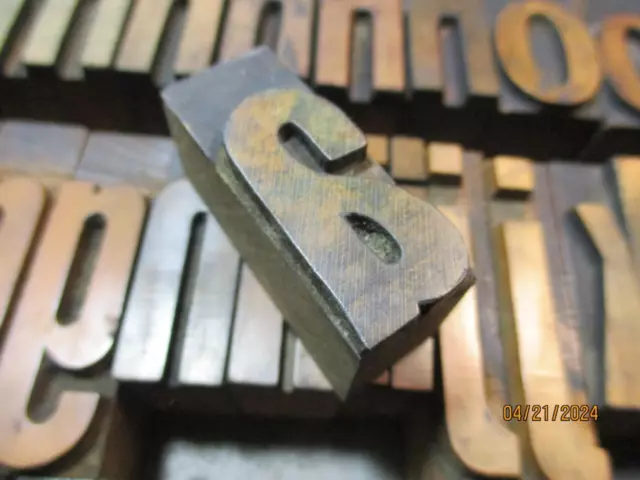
left=502, top=404, right=599, bottom=422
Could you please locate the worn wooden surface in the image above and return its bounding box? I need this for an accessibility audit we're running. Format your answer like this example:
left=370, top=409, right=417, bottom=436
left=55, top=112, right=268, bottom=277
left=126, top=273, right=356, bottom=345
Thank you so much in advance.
left=0, top=119, right=638, bottom=478
left=0, top=0, right=639, bottom=160
left=2, top=0, right=640, bottom=476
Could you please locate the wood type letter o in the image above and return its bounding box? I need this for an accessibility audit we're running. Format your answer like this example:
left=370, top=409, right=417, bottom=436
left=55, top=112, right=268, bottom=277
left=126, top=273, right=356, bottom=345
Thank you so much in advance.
left=495, top=1, right=601, bottom=105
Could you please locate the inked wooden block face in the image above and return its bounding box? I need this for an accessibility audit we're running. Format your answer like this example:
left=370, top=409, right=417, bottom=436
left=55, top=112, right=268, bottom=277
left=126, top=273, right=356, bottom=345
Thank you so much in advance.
left=163, top=59, right=473, bottom=400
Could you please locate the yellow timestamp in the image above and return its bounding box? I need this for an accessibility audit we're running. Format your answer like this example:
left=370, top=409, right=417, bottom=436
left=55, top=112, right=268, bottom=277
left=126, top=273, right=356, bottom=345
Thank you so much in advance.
left=503, top=404, right=599, bottom=422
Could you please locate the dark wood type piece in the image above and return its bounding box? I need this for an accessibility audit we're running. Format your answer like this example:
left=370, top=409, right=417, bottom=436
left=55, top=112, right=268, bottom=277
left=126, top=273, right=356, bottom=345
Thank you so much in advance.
left=162, top=47, right=473, bottom=399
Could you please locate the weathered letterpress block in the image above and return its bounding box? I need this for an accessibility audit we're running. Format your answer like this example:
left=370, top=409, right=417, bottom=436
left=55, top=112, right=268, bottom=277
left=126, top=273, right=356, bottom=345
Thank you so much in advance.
left=162, top=47, right=474, bottom=399
left=492, top=1, right=602, bottom=153
left=488, top=156, right=611, bottom=479
left=547, top=156, right=640, bottom=441
left=0, top=178, right=146, bottom=476
left=407, top=148, right=521, bottom=479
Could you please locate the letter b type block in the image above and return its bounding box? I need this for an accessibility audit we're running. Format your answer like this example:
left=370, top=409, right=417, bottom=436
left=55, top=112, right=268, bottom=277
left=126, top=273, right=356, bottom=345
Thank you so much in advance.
left=161, top=48, right=474, bottom=399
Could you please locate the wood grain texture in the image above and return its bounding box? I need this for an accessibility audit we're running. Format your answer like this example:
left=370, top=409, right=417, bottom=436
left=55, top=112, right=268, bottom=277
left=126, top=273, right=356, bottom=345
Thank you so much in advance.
left=390, top=170, right=433, bottom=394
left=217, top=0, right=263, bottom=63
left=408, top=0, right=498, bottom=102
left=224, top=90, right=472, bottom=398
left=176, top=208, right=241, bottom=386
left=0, top=181, right=145, bottom=469
left=404, top=149, right=520, bottom=477
left=494, top=1, right=602, bottom=106
left=227, top=263, right=284, bottom=387
left=174, top=0, right=224, bottom=76
left=81, top=0, right=132, bottom=70
left=275, top=0, right=314, bottom=77
left=115, top=0, right=173, bottom=73
left=163, top=50, right=473, bottom=398
left=113, top=179, right=240, bottom=386
left=465, top=152, right=526, bottom=475
left=316, top=0, right=404, bottom=92
left=21, top=0, right=80, bottom=69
